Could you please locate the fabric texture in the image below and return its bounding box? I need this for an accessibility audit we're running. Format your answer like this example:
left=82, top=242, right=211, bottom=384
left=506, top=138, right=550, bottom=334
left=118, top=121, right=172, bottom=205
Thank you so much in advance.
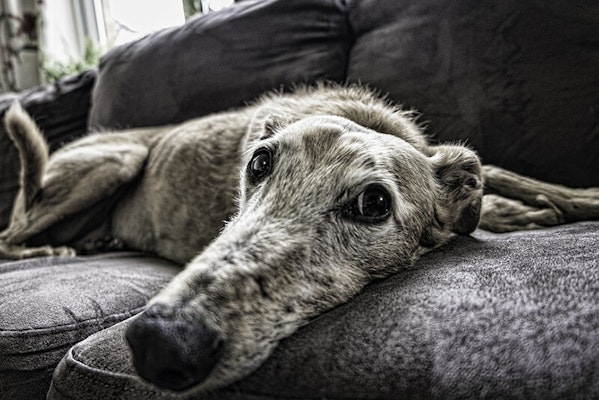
left=347, top=0, right=599, bottom=187
left=0, top=252, right=179, bottom=400
left=0, top=70, right=97, bottom=231
left=48, top=222, right=599, bottom=400
left=89, top=0, right=353, bottom=130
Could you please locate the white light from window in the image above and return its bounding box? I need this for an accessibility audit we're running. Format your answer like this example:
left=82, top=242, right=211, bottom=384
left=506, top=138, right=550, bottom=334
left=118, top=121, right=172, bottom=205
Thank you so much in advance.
left=208, top=0, right=235, bottom=12
left=108, top=0, right=185, bottom=46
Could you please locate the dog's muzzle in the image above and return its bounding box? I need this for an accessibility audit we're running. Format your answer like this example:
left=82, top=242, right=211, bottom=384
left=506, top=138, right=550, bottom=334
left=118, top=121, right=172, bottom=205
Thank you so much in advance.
left=126, top=304, right=224, bottom=391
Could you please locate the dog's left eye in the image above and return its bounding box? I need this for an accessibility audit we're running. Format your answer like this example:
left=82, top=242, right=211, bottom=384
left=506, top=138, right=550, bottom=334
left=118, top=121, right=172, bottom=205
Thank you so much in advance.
left=344, top=185, right=392, bottom=222
left=248, top=148, right=273, bottom=182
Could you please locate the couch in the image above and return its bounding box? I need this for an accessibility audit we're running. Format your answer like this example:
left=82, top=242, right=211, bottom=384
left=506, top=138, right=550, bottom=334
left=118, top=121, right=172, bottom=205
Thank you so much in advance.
left=1, top=0, right=598, bottom=399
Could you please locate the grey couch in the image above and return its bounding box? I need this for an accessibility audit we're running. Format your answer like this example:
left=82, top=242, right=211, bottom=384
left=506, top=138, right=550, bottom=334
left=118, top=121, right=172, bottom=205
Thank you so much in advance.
left=1, top=1, right=598, bottom=399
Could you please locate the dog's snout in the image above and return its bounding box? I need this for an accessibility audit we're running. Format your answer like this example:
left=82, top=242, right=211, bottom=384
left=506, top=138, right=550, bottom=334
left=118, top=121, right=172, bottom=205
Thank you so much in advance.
left=126, top=305, right=224, bottom=391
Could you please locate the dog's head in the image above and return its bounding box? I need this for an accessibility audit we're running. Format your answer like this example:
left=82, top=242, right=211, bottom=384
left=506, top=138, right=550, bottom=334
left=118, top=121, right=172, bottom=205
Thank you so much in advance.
left=126, top=115, right=482, bottom=393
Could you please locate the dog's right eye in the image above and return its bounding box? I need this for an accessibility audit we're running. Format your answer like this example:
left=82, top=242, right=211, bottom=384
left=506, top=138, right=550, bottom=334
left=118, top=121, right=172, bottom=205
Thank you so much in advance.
left=343, top=185, right=392, bottom=223
left=248, top=148, right=273, bottom=183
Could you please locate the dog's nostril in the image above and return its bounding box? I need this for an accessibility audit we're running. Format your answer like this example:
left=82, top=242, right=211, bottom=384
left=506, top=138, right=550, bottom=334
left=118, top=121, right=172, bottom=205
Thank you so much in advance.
left=126, top=306, right=224, bottom=391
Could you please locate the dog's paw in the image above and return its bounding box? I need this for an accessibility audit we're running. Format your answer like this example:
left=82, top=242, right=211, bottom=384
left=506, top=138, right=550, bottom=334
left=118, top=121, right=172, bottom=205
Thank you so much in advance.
left=53, top=246, right=77, bottom=257
left=0, top=241, right=76, bottom=260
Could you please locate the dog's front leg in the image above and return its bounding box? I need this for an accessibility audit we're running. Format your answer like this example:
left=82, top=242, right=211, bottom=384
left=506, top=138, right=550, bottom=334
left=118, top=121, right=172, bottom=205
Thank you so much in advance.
left=479, top=193, right=565, bottom=232
left=480, top=165, right=599, bottom=232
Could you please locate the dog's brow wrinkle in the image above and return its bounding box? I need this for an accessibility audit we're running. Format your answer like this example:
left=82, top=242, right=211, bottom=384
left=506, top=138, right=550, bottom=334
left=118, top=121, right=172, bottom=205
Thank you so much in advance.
left=299, top=128, right=341, bottom=164
left=362, top=158, right=376, bottom=169
left=254, top=276, right=269, bottom=299
left=244, top=140, right=279, bottom=160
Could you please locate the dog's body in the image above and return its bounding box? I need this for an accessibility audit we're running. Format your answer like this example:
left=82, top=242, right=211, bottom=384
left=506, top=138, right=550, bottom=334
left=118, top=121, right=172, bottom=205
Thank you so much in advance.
left=1, top=85, right=598, bottom=393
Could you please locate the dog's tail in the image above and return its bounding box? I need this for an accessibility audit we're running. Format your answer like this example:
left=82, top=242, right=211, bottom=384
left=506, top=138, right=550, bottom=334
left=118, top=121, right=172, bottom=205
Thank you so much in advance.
left=4, top=103, right=49, bottom=209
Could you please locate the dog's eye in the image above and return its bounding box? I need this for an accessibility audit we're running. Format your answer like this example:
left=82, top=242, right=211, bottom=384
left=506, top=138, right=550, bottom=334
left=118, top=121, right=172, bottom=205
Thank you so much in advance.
left=345, top=186, right=392, bottom=222
left=248, top=149, right=273, bottom=182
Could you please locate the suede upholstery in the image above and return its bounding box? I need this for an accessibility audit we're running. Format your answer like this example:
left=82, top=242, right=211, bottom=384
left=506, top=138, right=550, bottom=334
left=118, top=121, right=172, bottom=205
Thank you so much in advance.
left=0, top=253, right=178, bottom=399
left=346, top=0, right=599, bottom=188
left=0, top=0, right=598, bottom=399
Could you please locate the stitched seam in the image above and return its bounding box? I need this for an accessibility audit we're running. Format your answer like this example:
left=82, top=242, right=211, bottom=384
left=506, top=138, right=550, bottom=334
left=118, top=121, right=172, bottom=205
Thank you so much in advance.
left=0, top=307, right=144, bottom=335
left=1, top=342, right=71, bottom=357
left=58, top=357, right=164, bottom=397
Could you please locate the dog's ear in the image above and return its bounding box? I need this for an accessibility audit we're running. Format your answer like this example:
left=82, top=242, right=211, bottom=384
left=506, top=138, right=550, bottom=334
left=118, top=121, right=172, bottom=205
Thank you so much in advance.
left=244, top=113, right=292, bottom=151
left=262, top=115, right=281, bottom=138
left=429, top=145, right=483, bottom=235
left=260, top=114, right=290, bottom=140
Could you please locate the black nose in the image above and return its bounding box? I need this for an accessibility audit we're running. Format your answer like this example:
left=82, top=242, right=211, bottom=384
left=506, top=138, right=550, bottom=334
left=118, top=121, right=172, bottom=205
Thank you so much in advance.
left=125, top=304, right=224, bottom=391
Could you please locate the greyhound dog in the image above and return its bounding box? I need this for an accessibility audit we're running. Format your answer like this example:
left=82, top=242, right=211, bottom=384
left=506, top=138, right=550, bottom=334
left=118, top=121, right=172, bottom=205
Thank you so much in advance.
left=1, top=85, right=597, bottom=393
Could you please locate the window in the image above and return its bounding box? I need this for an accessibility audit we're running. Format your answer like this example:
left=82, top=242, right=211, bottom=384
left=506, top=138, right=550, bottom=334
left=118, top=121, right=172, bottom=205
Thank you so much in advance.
left=97, top=0, right=236, bottom=48
left=0, top=0, right=236, bottom=91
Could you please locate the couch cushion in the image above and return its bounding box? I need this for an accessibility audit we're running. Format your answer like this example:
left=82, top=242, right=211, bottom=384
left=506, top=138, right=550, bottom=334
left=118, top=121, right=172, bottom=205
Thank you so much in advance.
left=347, top=0, right=599, bottom=188
left=0, top=252, right=179, bottom=400
left=48, top=222, right=599, bottom=400
left=89, top=0, right=352, bottom=130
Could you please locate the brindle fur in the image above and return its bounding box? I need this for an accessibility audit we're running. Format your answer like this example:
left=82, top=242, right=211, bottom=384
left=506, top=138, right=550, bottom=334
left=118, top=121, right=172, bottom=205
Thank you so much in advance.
left=1, top=85, right=597, bottom=392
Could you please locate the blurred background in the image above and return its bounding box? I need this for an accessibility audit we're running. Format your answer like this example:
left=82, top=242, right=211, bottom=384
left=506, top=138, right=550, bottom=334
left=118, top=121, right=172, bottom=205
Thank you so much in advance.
left=0, top=0, right=237, bottom=92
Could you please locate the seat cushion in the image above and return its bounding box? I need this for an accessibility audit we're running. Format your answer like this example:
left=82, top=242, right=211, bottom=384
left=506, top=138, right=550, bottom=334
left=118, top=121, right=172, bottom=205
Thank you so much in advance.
left=0, top=252, right=179, bottom=400
left=48, top=222, right=599, bottom=400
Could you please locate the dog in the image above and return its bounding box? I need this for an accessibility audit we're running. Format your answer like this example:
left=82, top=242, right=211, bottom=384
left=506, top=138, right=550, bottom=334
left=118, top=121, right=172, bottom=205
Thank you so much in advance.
left=1, top=84, right=597, bottom=393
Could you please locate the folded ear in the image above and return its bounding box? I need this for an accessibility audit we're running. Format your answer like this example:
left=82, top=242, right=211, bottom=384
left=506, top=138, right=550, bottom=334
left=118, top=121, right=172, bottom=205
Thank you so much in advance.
left=430, top=144, right=483, bottom=235
left=245, top=113, right=294, bottom=152
left=261, top=114, right=294, bottom=140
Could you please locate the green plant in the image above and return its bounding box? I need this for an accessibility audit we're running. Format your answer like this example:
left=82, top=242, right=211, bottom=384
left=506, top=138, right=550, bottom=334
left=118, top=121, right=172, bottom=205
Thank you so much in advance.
left=42, top=37, right=102, bottom=84
left=182, top=0, right=203, bottom=19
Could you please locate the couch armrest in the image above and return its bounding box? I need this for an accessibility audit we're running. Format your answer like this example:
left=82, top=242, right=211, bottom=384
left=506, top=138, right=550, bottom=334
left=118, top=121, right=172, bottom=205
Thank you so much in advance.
left=0, top=70, right=97, bottom=230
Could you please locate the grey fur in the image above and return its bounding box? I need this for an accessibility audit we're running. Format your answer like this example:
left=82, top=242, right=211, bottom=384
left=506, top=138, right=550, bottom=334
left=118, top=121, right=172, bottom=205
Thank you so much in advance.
left=1, top=84, right=597, bottom=392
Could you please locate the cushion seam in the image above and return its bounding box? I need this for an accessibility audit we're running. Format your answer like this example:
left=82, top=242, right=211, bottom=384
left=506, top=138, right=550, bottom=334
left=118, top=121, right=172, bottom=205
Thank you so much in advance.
left=0, top=307, right=144, bottom=335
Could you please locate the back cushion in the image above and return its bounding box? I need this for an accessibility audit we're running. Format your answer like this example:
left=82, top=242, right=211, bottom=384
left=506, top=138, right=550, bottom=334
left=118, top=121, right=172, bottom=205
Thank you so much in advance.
left=347, top=0, right=599, bottom=187
left=89, top=0, right=352, bottom=130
